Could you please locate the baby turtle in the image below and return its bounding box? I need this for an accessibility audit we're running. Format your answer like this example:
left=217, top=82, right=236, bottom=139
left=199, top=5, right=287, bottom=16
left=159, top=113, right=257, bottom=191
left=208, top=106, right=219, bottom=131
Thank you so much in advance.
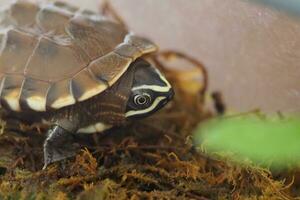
left=0, top=1, right=174, bottom=168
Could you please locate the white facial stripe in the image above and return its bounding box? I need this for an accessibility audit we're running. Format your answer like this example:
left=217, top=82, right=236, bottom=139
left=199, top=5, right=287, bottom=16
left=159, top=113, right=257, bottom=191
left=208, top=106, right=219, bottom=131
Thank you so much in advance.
left=125, top=96, right=166, bottom=117
left=155, top=68, right=172, bottom=87
left=132, top=85, right=170, bottom=92
left=132, top=69, right=171, bottom=92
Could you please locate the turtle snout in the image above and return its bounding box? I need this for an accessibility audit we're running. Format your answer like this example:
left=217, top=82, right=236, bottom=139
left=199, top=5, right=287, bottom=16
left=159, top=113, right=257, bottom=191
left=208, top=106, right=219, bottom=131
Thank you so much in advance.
left=167, top=88, right=175, bottom=101
left=161, top=88, right=175, bottom=107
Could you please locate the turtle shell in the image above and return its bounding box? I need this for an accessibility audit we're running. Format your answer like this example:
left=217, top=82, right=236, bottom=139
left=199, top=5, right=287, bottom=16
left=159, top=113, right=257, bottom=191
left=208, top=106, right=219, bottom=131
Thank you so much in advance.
left=0, top=0, right=157, bottom=112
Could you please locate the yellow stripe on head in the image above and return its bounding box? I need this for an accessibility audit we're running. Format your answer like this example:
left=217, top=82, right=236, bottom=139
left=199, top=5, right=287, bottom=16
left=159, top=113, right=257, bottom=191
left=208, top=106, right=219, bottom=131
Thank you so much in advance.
left=132, top=69, right=171, bottom=93
left=125, top=96, right=167, bottom=117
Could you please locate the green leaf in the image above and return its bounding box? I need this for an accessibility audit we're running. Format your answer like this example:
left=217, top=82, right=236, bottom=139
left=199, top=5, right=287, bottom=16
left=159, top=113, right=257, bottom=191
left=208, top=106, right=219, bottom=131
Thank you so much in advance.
left=194, top=116, right=300, bottom=168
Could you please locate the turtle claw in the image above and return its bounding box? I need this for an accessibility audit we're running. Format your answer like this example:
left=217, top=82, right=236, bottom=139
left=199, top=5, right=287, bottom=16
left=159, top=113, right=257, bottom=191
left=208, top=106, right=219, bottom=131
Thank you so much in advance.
left=43, top=146, right=77, bottom=170
left=43, top=125, right=78, bottom=169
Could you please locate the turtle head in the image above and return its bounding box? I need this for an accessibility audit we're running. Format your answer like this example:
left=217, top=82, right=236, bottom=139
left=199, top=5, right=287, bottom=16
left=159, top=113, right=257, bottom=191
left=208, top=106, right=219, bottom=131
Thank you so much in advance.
left=125, top=59, right=174, bottom=119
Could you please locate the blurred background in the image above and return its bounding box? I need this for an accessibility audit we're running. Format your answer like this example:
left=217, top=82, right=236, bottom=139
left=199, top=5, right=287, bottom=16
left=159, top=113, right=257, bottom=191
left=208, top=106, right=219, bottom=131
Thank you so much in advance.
left=1, top=0, right=300, bottom=114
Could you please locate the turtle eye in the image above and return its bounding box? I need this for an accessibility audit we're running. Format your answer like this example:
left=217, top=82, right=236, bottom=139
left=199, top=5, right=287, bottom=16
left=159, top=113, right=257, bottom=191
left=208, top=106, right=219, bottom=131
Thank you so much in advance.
left=134, top=93, right=151, bottom=106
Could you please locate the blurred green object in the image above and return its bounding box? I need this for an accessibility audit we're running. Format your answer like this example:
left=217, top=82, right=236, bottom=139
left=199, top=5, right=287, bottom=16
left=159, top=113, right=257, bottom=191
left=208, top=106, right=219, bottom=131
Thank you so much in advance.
left=194, top=116, right=300, bottom=168
left=253, top=0, right=300, bottom=16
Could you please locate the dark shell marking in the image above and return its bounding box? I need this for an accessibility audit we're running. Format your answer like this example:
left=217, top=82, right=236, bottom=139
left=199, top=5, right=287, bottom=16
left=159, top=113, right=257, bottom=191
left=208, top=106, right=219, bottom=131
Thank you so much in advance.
left=0, top=0, right=157, bottom=112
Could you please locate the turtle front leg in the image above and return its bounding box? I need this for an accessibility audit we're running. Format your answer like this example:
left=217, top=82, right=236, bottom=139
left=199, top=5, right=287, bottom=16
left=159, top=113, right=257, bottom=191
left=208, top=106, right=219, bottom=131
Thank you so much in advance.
left=43, top=121, right=79, bottom=169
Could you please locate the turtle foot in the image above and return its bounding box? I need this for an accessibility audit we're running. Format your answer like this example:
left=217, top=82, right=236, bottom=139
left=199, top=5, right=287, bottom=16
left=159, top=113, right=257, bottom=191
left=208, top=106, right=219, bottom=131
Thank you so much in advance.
left=43, top=125, right=79, bottom=170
